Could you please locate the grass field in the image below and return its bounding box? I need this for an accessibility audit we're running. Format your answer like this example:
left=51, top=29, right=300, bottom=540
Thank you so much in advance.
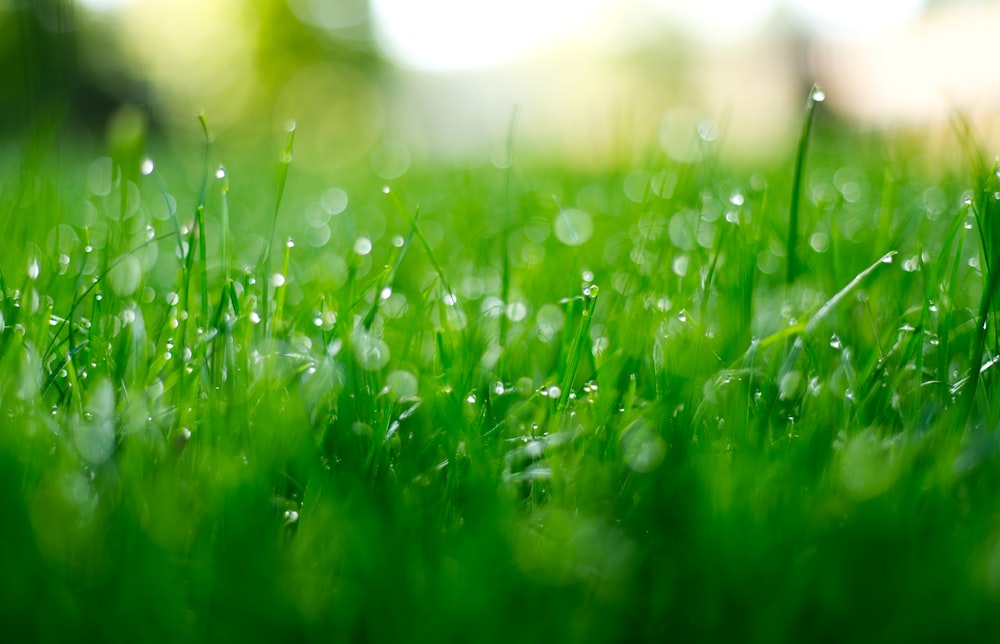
left=2, top=97, right=1000, bottom=642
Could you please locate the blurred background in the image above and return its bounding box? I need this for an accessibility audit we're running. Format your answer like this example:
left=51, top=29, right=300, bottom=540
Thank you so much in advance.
left=3, top=0, right=999, bottom=168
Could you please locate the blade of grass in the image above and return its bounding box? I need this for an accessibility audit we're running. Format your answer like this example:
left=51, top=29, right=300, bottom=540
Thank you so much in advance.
left=786, top=85, right=825, bottom=285
left=499, top=106, right=519, bottom=377
left=260, top=120, right=296, bottom=339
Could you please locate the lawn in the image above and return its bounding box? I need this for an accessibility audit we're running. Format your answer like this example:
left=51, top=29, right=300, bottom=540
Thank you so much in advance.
left=2, top=92, right=1000, bottom=643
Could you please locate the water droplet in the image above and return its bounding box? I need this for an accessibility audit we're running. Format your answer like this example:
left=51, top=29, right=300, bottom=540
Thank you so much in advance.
left=145, top=225, right=156, bottom=240
left=249, top=311, right=261, bottom=325
left=141, top=159, right=155, bottom=176
left=729, top=191, right=745, bottom=206
left=621, top=423, right=666, bottom=473
left=830, top=334, right=842, bottom=349
left=554, top=208, right=594, bottom=247
left=354, top=330, right=390, bottom=370
left=581, top=269, right=595, bottom=282
left=386, top=370, right=419, bottom=401
left=583, top=284, right=600, bottom=298
left=443, top=292, right=458, bottom=306
left=215, top=165, right=226, bottom=179
left=811, top=86, right=826, bottom=102
left=466, top=392, right=477, bottom=404
left=697, top=119, right=718, bottom=142
left=109, top=255, right=143, bottom=297
left=27, top=258, right=40, bottom=281
left=547, top=385, right=562, bottom=399
left=270, top=273, right=286, bottom=288
left=353, top=237, right=372, bottom=256
left=391, top=235, right=405, bottom=247
left=678, top=310, right=688, bottom=322
left=283, top=510, right=299, bottom=525
left=286, top=238, right=295, bottom=249
left=382, top=185, right=391, bottom=195
left=505, top=301, right=527, bottom=322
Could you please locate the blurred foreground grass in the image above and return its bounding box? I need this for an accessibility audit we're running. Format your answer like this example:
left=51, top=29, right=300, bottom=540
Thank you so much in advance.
left=2, top=107, right=1000, bottom=643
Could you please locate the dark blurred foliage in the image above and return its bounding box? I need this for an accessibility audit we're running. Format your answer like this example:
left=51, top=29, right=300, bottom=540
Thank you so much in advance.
left=0, top=0, right=123, bottom=137
left=0, top=0, right=384, bottom=141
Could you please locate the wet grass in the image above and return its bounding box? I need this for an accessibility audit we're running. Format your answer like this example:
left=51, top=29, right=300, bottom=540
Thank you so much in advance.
left=2, top=102, right=1000, bottom=643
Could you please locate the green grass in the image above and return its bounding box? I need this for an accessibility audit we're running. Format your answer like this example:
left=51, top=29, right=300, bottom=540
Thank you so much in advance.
left=2, top=100, right=1000, bottom=643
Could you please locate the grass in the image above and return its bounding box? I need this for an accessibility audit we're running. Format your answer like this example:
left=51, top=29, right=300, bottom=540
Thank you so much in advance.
left=2, top=96, right=1000, bottom=643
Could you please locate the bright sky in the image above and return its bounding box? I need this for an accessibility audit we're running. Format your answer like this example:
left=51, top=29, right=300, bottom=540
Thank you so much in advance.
left=81, top=0, right=929, bottom=72
left=369, top=0, right=928, bottom=71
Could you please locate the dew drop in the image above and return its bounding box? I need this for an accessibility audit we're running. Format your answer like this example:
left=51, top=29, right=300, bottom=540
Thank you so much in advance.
left=554, top=208, right=594, bottom=247
left=215, top=165, right=226, bottom=179
left=141, top=159, right=155, bottom=176
left=353, top=237, right=373, bottom=256
left=811, top=86, right=826, bottom=102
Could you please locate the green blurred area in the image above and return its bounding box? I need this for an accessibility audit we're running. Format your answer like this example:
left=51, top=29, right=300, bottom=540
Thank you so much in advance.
left=0, top=0, right=384, bottom=151
left=3, top=2, right=1000, bottom=643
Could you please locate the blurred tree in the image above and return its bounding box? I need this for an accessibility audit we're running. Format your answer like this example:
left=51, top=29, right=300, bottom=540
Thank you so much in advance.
left=0, top=0, right=137, bottom=138
left=252, top=0, right=382, bottom=97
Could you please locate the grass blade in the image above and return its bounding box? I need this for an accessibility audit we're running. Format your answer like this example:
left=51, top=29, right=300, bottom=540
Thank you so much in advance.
left=786, top=85, right=825, bottom=285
